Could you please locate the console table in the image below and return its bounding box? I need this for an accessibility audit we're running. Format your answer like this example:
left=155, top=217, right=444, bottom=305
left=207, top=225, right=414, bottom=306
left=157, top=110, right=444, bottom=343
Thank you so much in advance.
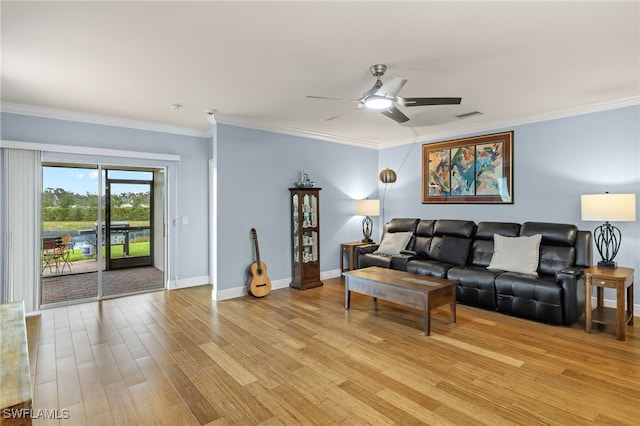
left=584, top=266, right=634, bottom=340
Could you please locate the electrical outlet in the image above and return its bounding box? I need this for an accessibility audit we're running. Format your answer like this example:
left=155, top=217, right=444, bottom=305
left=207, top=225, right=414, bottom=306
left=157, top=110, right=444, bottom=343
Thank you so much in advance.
left=182, top=216, right=188, bottom=225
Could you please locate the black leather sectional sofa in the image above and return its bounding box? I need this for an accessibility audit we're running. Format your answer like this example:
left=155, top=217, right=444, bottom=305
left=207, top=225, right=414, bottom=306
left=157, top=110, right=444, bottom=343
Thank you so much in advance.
left=355, top=218, right=593, bottom=326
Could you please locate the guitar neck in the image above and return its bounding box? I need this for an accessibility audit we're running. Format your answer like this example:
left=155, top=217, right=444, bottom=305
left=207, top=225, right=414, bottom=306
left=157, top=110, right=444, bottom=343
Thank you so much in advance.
left=254, top=239, right=262, bottom=266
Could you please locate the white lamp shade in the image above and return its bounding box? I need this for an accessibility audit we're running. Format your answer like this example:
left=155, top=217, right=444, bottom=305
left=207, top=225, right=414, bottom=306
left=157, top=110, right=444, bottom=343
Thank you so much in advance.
left=355, top=199, right=380, bottom=216
left=581, top=193, right=636, bottom=222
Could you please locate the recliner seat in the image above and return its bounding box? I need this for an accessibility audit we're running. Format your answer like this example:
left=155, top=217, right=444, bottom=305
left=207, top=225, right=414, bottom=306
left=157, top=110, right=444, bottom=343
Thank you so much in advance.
left=447, top=222, right=521, bottom=310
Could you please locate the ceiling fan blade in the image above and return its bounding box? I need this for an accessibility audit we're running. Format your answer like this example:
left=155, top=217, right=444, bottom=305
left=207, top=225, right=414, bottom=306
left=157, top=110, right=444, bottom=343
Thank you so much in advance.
left=375, top=76, right=407, bottom=98
left=380, top=105, right=409, bottom=123
left=306, top=95, right=358, bottom=102
left=400, top=97, right=462, bottom=107
left=325, top=114, right=344, bottom=121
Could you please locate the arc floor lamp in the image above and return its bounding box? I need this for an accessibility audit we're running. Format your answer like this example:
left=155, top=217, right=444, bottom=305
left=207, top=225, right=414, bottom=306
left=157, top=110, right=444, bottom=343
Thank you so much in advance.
left=379, top=168, right=397, bottom=227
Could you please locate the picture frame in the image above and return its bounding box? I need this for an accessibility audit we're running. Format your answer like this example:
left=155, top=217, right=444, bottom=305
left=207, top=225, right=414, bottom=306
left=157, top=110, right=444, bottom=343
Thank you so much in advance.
left=422, top=131, right=513, bottom=204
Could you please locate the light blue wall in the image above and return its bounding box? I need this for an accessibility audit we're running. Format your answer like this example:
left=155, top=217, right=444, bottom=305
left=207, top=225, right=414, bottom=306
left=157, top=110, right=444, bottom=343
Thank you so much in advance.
left=216, top=124, right=377, bottom=290
left=0, top=113, right=378, bottom=297
left=379, top=105, right=640, bottom=303
left=0, top=112, right=211, bottom=287
left=2, top=106, right=638, bottom=305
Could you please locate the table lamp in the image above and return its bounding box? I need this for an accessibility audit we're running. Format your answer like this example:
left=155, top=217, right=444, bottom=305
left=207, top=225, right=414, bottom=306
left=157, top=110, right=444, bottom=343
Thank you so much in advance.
left=355, top=199, right=380, bottom=243
left=580, top=193, right=636, bottom=268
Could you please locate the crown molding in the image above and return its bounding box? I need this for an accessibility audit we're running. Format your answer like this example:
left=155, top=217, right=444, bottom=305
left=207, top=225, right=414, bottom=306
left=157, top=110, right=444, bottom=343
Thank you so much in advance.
left=0, top=102, right=378, bottom=148
left=2, top=96, right=637, bottom=150
left=214, top=113, right=380, bottom=149
left=0, top=102, right=211, bottom=138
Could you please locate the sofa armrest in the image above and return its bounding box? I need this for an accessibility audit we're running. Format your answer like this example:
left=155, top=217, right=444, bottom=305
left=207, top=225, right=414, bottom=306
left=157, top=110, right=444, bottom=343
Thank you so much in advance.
left=354, top=244, right=379, bottom=269
left=558, top=268, right=584, bottom=279
left=391, top=253, right=418, bottom=271
left=556, top=268, right=586, bottom=325
left=355, top=245, right=378, bottom=256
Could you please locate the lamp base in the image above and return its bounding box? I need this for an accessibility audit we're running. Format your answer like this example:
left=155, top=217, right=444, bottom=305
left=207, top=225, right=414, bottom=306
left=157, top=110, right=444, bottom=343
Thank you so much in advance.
left=361, top=216, right=374, bottom=244
left=597, top=260, right=618, bottom=268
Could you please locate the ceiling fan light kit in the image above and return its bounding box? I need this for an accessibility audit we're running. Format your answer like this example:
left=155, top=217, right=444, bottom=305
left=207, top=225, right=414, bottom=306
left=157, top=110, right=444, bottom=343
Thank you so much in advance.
left=363, top=96, right=393, bottom=110
left=307, top=64, right=462, bottom=123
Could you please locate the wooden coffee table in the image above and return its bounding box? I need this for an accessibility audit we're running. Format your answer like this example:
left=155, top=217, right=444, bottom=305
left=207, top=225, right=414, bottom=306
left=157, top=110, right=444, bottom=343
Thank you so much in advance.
left=343, top=266, right=456, bottom=335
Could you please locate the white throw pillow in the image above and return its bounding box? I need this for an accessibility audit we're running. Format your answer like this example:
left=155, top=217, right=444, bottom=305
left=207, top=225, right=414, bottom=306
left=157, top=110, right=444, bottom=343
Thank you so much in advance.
left=373, top=231, right=413, bottom=256
left=487, top=234, right=542, bottom=275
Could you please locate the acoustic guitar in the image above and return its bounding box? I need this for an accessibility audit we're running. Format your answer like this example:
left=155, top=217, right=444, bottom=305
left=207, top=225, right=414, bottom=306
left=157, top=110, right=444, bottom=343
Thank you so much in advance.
left=248, top=228, right=271, bottom=297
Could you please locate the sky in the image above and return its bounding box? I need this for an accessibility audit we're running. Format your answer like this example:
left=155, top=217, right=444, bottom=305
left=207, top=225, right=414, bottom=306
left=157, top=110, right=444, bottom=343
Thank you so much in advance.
left=43, top=167, right=151, bottom=194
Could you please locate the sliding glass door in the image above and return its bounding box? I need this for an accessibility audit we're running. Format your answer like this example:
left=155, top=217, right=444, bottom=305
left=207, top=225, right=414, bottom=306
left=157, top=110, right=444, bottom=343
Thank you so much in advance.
left=41, top=165, right=101, bottom=304
left=41, top=164, right=166, bottom=306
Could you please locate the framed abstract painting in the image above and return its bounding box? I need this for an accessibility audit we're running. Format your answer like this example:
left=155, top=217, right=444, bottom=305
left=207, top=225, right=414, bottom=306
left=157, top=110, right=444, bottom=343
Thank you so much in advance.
left=422, top=131, right=513, bottom=204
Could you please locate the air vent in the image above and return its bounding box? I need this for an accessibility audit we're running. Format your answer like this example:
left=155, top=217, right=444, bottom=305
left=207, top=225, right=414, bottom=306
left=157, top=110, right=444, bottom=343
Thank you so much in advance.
left=455, top=111, right=483, bottom=119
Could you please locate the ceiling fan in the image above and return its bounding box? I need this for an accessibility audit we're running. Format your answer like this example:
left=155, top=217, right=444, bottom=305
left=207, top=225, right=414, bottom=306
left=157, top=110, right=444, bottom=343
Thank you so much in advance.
left=307, top=64, right=461, bottom=123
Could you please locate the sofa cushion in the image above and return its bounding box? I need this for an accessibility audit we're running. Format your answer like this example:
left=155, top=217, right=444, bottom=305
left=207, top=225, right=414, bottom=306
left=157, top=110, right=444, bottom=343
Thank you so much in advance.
left=538, top=245, right=575, bottom=276
left=521, top=222, right=577, bottom=246
left=488, top=234, right=542, bottom=275
left=405, top=259, right=451, bottom=278
left=447, top=265, right=501, bottom=310
left=495, top=273, right=563, bottom=325
left=475, top=222, right=521, bottom=240
left=386, top=218, right=420, bottom=233
left=433, top=219, right=476, bottom=238
left=413, top=236, right=432, bottom=256
left=470, top=239, right=496, bottom=267
left=374, top=231, right=413, bottom=256
left=413, top=220, right=436, bottom=255
left=436, top=235, right=471, bottom=265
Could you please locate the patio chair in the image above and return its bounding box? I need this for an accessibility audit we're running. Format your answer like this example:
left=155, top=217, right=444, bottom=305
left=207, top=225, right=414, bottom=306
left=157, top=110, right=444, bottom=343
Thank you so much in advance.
left=42, top=237, right=62, bottom=274
left=58, top=234, right=73, bottom=273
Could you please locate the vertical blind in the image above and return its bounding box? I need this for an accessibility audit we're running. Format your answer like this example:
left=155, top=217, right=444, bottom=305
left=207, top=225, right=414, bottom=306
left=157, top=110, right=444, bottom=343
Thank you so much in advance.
left=2, top=148, right=41, bottom=314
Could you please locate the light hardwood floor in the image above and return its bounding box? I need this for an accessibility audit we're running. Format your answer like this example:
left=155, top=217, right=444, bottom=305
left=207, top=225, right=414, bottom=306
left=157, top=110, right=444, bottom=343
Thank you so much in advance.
left=25, top=278, right=639, bottom=425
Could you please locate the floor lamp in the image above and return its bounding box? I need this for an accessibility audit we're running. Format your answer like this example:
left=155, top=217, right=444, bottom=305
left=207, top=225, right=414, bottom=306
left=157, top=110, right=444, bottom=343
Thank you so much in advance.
left=379, top=168, right=397, bottom=227
left=580, top=193, right=636, bottom=268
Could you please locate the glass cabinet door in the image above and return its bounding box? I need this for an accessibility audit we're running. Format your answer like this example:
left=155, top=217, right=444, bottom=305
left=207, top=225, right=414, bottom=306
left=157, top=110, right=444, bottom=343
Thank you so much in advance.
left=292, top=194, right=299, bottom=263
left=301, top=193, right=318, bottom=263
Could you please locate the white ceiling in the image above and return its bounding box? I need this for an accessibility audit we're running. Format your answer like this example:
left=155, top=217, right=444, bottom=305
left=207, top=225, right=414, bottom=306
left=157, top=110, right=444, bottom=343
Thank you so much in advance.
left=2, top=1, right=639, bottom=148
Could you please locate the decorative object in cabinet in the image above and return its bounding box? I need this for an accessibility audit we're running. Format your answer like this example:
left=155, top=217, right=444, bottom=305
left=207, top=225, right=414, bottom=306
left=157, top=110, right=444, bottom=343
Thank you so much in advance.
left=290, top=187, right=323, bottom=290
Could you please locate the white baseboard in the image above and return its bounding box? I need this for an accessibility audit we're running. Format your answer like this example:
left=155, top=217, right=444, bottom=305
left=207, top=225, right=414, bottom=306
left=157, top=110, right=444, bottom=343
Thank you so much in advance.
left=214, top=277, right=290, bottom=301
left=214, top=270, right=343, bottom=301
left=321, top=269, right=342, bottom=280
left=170, top=275, right=209, bottom=290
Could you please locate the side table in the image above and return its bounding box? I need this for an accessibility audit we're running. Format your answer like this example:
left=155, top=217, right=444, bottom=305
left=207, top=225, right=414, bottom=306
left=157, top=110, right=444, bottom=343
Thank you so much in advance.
left=340, top=242, right=375, bottom=273
left=584, top=266, right=634, bottom=340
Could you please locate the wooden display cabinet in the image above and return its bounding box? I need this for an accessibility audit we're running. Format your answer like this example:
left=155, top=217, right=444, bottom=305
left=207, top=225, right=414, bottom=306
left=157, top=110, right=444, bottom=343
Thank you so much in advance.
left=289, top=187, right=323, bottom=290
